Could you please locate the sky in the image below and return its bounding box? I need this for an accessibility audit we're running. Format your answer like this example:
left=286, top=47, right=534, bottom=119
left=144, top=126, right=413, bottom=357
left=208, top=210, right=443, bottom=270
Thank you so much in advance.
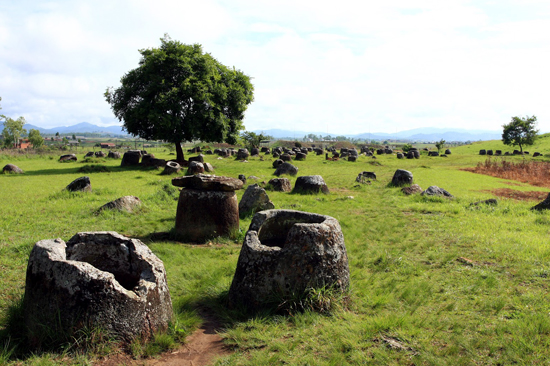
left=1, top=0, right=550, bottom=135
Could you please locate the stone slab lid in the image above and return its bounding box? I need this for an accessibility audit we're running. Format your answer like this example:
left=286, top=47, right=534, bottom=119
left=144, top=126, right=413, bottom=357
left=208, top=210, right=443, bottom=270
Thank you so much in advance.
left=172, top=173, right=243, bottom=191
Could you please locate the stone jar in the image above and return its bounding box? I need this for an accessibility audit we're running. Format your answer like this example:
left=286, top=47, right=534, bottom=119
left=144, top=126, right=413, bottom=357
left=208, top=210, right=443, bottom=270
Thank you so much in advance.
left=59, top=154, right=77, bottom=162
left=23, top=232, right=172, bottom=344
left=65, top=176, right=92, bottom=192
left=186, top=161, right=205, bottom=175
left=2, top=164, right=23, bottom=174
left=172, top=174, right=243, bottom=242
left=228, top=209, right=350, bottom=311
left=107, top=151, right=121, bottom=159
left=292, top=175, right=330, bottom=194
left=391, top=169, right=413, bottom=187
left=274, top=162, right=298, bottom=177
left=97, top=196, right=142, bottom=213
left=163, top=161, right=181, bottom=175
left=140, top=153, right=155, bottom=166
left=121, top=150, right=142, bottom=166
left=238, top=184, right=275, bottom=218
left=267, top=178, right=291, bottom=192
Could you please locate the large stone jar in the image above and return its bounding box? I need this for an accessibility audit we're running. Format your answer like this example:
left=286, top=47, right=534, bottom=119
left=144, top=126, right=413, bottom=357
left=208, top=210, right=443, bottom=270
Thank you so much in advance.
left=228, top=209, right=350, bottom=311
left=23, top=232, right=172, bottom=343
left=121, top=150, right=142, bottom=166
left=172, top=174, right=243, bottom=242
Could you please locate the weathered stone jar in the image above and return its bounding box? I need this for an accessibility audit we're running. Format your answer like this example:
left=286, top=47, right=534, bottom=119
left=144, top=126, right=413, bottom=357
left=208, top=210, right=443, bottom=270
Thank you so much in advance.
left=23, top=232, right=172, bottom=343
left=228, top=209, right=350, bottom=311
left=172, top=174, right=243, bottom=242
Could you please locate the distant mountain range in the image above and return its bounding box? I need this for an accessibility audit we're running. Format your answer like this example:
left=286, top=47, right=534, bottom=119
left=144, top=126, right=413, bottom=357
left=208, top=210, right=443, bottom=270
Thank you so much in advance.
left=252, top=127, right=502, bottom=142
left=22, top=122, right=503, bottom=142
left=23, top=122, right=128, bottom=136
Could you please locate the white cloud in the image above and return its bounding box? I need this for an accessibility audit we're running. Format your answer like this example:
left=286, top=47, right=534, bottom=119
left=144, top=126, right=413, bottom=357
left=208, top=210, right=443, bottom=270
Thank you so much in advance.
left=1, top=0, right=550, bottom=133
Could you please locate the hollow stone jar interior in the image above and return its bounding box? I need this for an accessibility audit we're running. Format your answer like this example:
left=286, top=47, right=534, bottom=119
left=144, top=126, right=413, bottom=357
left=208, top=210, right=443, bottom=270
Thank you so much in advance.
left=66, top=241, right=141, bottom=291
left=257, top=212, right=325, bottom=248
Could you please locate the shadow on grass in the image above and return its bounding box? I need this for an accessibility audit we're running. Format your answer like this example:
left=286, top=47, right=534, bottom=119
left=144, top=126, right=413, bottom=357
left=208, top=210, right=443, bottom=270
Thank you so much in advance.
left=172, top=289, right=290, bottom=334
left=189, top=292, right=269, bottom=327
left=183, top=284, right=351, bottom=332
left=21, top=163, right=162, bottom=177
left=135, top=227, right=245, bottom=246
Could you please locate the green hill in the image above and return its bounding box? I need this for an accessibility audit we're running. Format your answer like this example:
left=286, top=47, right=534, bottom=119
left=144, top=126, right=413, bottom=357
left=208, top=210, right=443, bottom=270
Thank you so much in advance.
left=453, top=132, right=550, bottom=157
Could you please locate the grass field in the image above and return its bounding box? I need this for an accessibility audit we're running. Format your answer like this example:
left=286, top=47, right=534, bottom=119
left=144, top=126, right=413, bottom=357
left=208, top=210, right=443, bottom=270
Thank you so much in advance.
left=2, top=136, right=550, bottom=365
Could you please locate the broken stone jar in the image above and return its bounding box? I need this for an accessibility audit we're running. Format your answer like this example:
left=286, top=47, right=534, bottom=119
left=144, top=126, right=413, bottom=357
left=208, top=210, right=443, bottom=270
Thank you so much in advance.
left=228, top=209, right=350, bottom=311
left=23, top=231, right=172, bottom=343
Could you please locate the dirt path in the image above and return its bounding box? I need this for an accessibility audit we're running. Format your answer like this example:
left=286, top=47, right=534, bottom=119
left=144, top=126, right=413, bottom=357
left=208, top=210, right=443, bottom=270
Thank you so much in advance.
left=98, top=315, right=230, bottom=366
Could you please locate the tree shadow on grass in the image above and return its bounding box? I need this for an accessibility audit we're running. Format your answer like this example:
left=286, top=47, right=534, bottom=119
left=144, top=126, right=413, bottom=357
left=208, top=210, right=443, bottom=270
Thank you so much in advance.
left=134, top=226, right=245, bottom=246
left=185, top=284, right=350, bottom=332
left=20, top=164, right=162, bottom=177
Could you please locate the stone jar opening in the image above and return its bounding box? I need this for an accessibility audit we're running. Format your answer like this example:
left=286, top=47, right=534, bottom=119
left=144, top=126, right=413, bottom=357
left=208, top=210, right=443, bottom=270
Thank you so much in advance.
left=257, top=212, right=325, bottom=248
left=65, top=238, right=144, bottom=291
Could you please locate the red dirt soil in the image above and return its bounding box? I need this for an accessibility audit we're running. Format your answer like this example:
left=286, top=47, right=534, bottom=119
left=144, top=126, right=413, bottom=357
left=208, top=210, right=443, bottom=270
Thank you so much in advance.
left=464, top=159, right=550, bottom=188
left=97, top=316, right=230, bottom=366
left=464, top=159, right=550, bottom=201
left=485, top=188, right=548, bottom=201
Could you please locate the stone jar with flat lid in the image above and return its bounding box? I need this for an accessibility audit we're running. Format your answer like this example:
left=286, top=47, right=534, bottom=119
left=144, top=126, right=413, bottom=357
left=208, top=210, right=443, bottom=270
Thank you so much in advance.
left=172, top=174, right=243, bottom=242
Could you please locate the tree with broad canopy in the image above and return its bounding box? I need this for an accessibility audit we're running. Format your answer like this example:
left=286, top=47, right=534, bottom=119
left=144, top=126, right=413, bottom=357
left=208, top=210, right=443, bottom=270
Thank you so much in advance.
left=1, top=115, right=26, bottom=149
left=502, top=115, right=538, bottom=154
left=28, top=129, right=44, bottom=148
left=1, top=97, right=28, bottom=148
left=105, top=35, right=254, bottom=162
left=241, top=131, right=271, bottom=151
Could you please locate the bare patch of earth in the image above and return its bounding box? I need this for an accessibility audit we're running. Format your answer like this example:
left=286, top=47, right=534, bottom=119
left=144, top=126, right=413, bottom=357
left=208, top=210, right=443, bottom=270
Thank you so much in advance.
left=484, top=188, right=548, bottom=201
left=97, top=315, right=230, bottom=366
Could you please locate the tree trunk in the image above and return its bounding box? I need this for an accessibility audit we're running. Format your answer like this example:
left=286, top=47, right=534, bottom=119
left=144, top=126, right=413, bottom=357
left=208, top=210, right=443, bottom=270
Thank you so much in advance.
left=175, top=142, right=185, bottom=163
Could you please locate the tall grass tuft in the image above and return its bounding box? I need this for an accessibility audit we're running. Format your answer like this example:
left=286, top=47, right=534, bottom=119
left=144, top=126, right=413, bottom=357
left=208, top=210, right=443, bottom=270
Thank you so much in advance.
left=129, top=332, right=177, bottom=359
left=67, top=326, right=116, bottom=357
left=273, top=285, right=351, bottom=316
left=0, top=338, right=15, bottom=364
left=467, top=158, right=550, bottom=187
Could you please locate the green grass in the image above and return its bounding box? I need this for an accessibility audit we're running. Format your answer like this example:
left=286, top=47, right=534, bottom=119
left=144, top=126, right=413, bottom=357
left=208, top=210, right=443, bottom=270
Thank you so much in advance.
left=3, top=143, right=550, bottom=364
